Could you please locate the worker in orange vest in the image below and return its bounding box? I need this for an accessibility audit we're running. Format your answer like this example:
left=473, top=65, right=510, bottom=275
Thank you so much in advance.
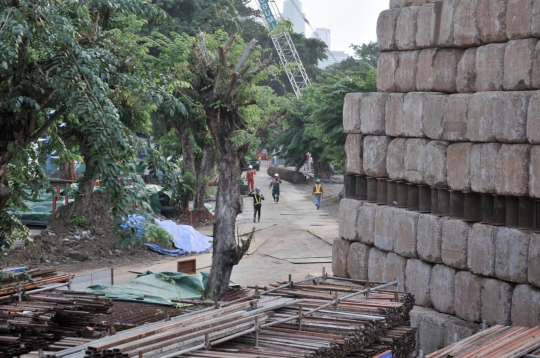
left=313, top=179, right=323, bottom=210
left=246, top=165, right=256, bottom=191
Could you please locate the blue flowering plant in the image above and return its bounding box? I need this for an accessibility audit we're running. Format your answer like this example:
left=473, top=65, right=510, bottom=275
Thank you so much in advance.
left=116, top=214, right=171, bottom=248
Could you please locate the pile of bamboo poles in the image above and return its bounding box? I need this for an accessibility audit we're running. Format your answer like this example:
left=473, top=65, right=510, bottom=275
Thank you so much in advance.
left=346, top=326, right=416, bottom=358
left=426, top=325, right=540, bottom=358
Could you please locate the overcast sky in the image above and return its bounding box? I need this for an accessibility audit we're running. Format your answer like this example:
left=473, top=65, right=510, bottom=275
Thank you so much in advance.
left=249, top=0, right=389, bottom=54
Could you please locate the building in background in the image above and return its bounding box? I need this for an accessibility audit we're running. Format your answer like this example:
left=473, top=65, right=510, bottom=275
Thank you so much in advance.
left=318, top=51, right=350, bottom=70
left=282, top=0, right=305, bottom=34
left=312, top=28, right=331, bottom=48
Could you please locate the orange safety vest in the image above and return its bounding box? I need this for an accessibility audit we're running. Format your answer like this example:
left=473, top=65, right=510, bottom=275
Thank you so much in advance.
left=314, top=184, right=322, bottom=194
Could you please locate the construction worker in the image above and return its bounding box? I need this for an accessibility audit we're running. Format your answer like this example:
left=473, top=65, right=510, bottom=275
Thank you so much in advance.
left=248, top=187, right=264, bottom=222
left=246, top=165, right=256, bottom=191
left=269, top=173, right=282, bottom=203
left=313, top=179, right=323, bottom=210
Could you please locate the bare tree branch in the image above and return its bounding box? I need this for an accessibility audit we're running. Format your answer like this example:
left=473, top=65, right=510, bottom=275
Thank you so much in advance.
left=198, top=32, right=208, bottom=65
left=27, top=108, right=64, bottom=144
left=176, top=87, right=204, bottom=109
left=223, top=35, right=237, bottom=53
left=238, top=99, right=257, bottom=107
left=235, top=39, right=258, bottom=72
left=221, top=72, right=239, bottom=103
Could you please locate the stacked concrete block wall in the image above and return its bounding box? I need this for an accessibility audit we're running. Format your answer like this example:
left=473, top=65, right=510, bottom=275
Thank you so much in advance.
left=336, top=0, right=540, bottom=355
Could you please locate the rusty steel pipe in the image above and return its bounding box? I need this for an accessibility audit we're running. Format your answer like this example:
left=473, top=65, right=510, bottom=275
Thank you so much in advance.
left=367, top=177, right=378, bottom=203
left=407, top=184, right=419, bottom=211
left=493, top=195, right=507, bottom=226
left=437, top=189, right=450, bottom=216
left=506, top=196, right=519, bottom=228
left=396, top=181, right=408, bottom=208
left=481, top=194, right=495, bottom=224
left=387, top=180, right=397, bottom=207
left=418, top=185, right=431, bottom=213
left=356, top=176, right=368, bottom=200
left=376, top=178, right=388, bottom=205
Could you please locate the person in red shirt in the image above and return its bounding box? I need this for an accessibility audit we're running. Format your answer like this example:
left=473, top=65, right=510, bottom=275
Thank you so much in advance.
left=304, top=152, right=310, bottom=171
left=246, top=165, right=256, bottom=191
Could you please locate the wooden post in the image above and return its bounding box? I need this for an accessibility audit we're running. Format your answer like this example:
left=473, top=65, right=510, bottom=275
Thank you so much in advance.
left=65, top=183, right=69, bottom=205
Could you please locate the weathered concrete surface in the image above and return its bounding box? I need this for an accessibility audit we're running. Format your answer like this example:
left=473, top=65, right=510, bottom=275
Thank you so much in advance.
left=478, top=0, right=510, bottom=43
left=495, top=144, right=531, bottom=197
left=363, top=136, right=392, bottom=178
left=454, top=0, right=481, bottom=47
left=447, top=143, right=473, bottom=191
left=468, top=92, right=498, bottom=142
left=423, top=94, right=446, bottom=140
left=424, top=141, right=449, bottom=188
left=471, top=143, right=502, bottom=193
left=495, top=227, right=531, bottom=283
left=396, top=6, right=420, bottom=50
left=475, top=44, right=506, bottom=92
left=416, top=3, right=438, bottom=48
left=529, top=146, right=540, bottom=198
left=387, top=138, right=408, bottom=181
left=338, top=199, right=363, bottom=241
left=529, top=233, right=540, bottom=288
left=345, top=134, right=363, bottom=175
left=385, top=93, right=405, bottom=137
left=343, top=93, right=362, bottom=134
left=360, top=93, right=388, bottom=136
left=377, top=52, right=399, bottom=92
left=377, top=8, right=400, bottom=52
left=481, top=278, right=514, bottom=326
left=533, top=42, right=540, bottom=89
left=416, top=49, right=437, bottom=91
left=434, top=49, right=463, bottom=93
left=384, top=252, right=407, bottom=292
left=443, top=317, right=480, bottom=347
left=430, top=264, right=457, bottom=315
left=374, top=206, right=396, bottom=252
left=527, top=91, right=540, bottom=144
left=347, top=242, right=370, bottom=281
left=357, top=203, right=377, bottom=246
left=390, top=0, right=411, bottom=8
left=442, top=220, right=470, bottom=270
left=491, top=92, right=531, bottom=143
left=436, top=0, right=459, bottom=47
left=533, top=1, right=540, bottom=36
left=393, top=210, right=420, bottom=259
left=417, top=214, right=445, bottom=264
left=395, top=50, right=420, bottom=92
left=403, top=93, right=427, bottom=138
left=405, top=259, right=433, bottom=307
left=511, top=284, right=540, bottom=327
left=332, top=238, right=351, bottom=278
left=405, top=138, right=429, bottom=184
left=442, top=94, right=470, bottom=141
left=368, top=247, right=388, bottom=283
left=503, top=39, right=538, bottom=90
left=456, top=48, right=477, bottom=93
left=506, top=0, right=533, bottom=40
left=410, top=307, right=446, bottom=356
left=468, top=224, right=499, bottom=277
left=454, top=271, right=483, bottom=322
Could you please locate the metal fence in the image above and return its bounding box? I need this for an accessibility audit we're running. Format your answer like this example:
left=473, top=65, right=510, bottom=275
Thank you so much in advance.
left=59, top=268, right=114, bottom=291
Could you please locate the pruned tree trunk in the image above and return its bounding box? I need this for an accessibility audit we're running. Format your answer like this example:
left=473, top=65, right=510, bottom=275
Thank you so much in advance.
left=193, top=143, right=214, bottom=209
left=180, top=129, right=196, bottom=211
left=67, top=158, right=96, bottom=218
left=0, top=151, right=13, bottom=212
left=313, top=161, right=333, bottom=181
left=59, top=161, right=72, bottom=180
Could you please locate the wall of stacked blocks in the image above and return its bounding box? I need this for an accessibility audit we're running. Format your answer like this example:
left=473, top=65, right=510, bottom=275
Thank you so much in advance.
left=333, top=0, right=540, bottom=354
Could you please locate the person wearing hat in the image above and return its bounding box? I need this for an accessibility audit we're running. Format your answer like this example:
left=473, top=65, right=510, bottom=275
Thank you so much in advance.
left=269, top=173, right=282, bottom=203
left=312, top=179, right=323, bottom=210
left=246, top=165, right=256, bottom=191
left=248, top=187, right=264, bottom=222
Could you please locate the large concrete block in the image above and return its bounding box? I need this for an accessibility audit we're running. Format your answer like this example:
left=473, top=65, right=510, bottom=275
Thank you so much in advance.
left=377, top=9, right=401, bottom=52
left=456, top=48, right=477, bottom=93
left=405, top=138, right=429, bottom=184
left=481, top=278, right=514, bottom=326
left=374, top=206, right=395, bottom=251
left=387, top=138, right=408, bottom=181
left=530, top=233, right=540, bottom=287
left=345, top=134, right=363, bottom=175
left=417, top=214, right=446, bottom=264
left=422, top=94, right=446, bottom=140
left=332, top=238, right=351, bottom=278
left=441, top=220, right=470, bottom=270
left=453, top=0, right=481, bottom=47
left=368, top=247, right=388, bottom=283
left=347, top=242, right=370, bottom=281
left=495, top=227, right=531, bottom=283
left=396, top=6, right=420, bottom=50
left=338, top=199, right=363, bottom=241
left=436, top=0, right=460, bottom=47
left=424, top=141, right=449, bottom=188
left=405, top=259, right=433, bottom=307
left=443, top=317, right=480, bottom=347
left=511, top=284, right=540, bottom=327
left=475, top=44, right=506, bottom=92
left=468, top=224, right=499, bottom=277
left=478, top=0, right=510, bottom=43
left=393, top=210, right=420, bottom=259
left=343, top=93, right=362, bottom=134
left=447, top=143, right=473, bottom=191
left=471, top=143, right=502, bottom=193
left=529, top=146, right=540, bottom=198
left=495, top=144, right=531, bottom=197
left=385, top=93, right=405, bottom=137
left=403, top=92, right=436, bottom=138
left=442, top=94, right=470, bottom=141
left=357, top=203, right=377, bottom=245
left=467, top=92, right=497, bottom=142
left=433, top=49, right=463, bottom=93
left=533, top=1, right=540, bottom=36
left=363, top=136, right=392, bottom=178
left=390, top=0, right=411, bottom=8
left=377, top=52, right=399, bottom=92
left=410, top=307, right=447, bottom=356
left=416, top=3, right=438, bottom=48
left=384, top=252, right=407, bottom=292
left=527, top=91, right=540, bottom=143
left=416, top=48, right=437, bottom=91
left=506, top=0, right=533, bottom=39
left=395, top=50, right=420, bottom=93
left=454, top=271, right=482, bottom=322
left=430, top=265, right=457, bottom=315
left=504, top=39, right=538, bottom=90
left=360, top=93, right=388, bottom=136
left=492, top=92, right=531, bottom=143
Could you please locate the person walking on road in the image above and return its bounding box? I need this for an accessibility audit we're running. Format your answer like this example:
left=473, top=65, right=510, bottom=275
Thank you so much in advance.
left=246, top=165, right=256, bottom=191
left=269, top=173, right=282, bottom=203
left=304, top=152, right=310, bottom=171
left=248, top=187, right=264, bottom=222
left=313, top=179, right=323, bottom=210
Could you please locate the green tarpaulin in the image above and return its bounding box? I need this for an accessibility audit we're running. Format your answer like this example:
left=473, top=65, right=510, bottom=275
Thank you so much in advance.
left=11, top=190, right=73, bottom=222
left=85, top=271, right=239, bottom=306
